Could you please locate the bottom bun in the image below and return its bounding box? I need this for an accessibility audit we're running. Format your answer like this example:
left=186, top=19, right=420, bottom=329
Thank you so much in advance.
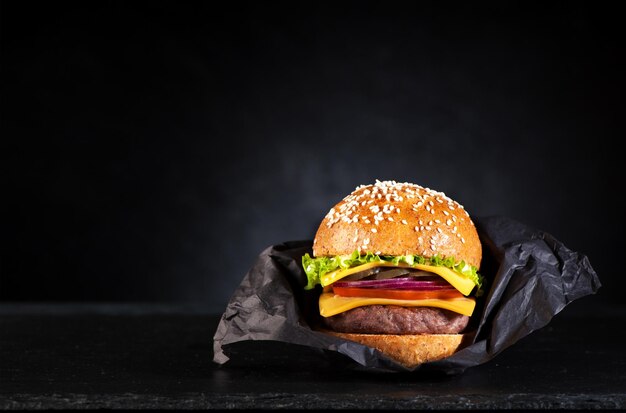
left=323, top=330, right=469, bottom=368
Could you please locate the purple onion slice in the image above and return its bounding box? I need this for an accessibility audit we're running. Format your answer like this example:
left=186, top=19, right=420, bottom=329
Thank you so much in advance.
left=333, top=277, right=453, bottom=290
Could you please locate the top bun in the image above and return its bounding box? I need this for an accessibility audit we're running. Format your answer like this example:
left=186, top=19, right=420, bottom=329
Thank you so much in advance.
left=313, top=180, right=482, bottom=269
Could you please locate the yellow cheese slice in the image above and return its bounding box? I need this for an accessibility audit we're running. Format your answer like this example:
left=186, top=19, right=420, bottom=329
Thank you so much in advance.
left=320, top=262, right=476, bottom=296
left=319, top=292, right=476, bottom=317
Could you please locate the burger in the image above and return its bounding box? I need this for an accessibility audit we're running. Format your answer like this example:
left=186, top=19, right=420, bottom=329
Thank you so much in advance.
left=302, top=180, right=483, bottom=368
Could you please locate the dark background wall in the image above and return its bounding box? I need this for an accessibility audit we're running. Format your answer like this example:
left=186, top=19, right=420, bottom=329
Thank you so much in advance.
left=2, top=1, right=623, bottom=312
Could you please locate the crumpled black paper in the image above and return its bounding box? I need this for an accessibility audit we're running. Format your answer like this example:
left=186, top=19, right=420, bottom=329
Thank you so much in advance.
left=213, top=215, right=601, bottom=373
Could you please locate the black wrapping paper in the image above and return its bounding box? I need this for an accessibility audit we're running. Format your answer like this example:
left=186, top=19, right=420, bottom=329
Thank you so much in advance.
left=213, top=215, right=601, bottom=373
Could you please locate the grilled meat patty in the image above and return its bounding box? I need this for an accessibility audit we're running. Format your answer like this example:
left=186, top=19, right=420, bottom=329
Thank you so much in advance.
left=323, top=305, right=469, bottom=334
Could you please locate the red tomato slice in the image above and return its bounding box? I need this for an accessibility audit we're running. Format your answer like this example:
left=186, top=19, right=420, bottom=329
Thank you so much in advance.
left=332, top=286, right=464, bottom=300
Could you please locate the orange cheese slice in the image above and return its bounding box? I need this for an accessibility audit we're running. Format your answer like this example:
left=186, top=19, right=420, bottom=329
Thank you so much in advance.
left=319, top=292, right=476, bottom=317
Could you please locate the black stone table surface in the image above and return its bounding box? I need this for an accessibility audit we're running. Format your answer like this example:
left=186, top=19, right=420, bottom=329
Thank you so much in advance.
left=1, top=296, right=625, bottom=410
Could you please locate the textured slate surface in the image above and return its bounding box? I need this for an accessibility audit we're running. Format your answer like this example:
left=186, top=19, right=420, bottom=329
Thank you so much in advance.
left=1, top=298, right=624, bottom=410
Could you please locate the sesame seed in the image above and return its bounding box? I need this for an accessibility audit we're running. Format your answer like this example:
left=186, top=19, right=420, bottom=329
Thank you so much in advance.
left=437, top=228, right=443, bottom=233
left=461, top=237, right=466, bottom=243
left=425, top=226, right=431, bottom=230
left=443, top=211, right=450, bottom=216
left=353, top=236, right=358, bottom=242
left=435, top=219, right=441, bottom=223
left=401, top=219, right=408, bottom=225
left=414, top=226, right=420, bottom=231
left=418, top=237, right=423, bottom=244
left=430, top=245, right=436, bottom=251
left=429, top=200, right=434, bottom=206
left=430, top=209, right=435, bottom=214
left=387, top=217, right=394, bottom=221
left=371, top=228, right=377, bottom=233
left=428, top=220, right=433, bottom=225
left=446, top=219, right=452, bottom=225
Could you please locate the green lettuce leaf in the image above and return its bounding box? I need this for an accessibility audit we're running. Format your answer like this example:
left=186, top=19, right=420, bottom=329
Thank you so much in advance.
left=302, top=251, right=483, bottom=294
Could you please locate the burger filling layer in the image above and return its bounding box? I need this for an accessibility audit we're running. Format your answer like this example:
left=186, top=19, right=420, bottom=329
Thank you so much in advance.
left=302, top=251, right=482, bottom=294
left=302, top=252, right=481, bottom=322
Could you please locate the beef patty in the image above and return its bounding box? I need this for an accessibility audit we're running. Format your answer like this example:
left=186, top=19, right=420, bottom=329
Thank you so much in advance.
left=323, top=305, right=469, bottom=334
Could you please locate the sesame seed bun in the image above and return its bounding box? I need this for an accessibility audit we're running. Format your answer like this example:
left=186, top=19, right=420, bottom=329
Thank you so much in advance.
left=323, top=330, right=469, bottom=369
left=313, top=180, right=482, bottom=269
